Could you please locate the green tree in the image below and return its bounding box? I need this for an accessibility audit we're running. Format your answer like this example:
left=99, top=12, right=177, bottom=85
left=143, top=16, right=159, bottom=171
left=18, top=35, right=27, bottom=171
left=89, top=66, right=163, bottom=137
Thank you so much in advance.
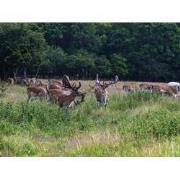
left=110, top=53, right=128, bottom=77
left=0, top=23, right=47, bottom=78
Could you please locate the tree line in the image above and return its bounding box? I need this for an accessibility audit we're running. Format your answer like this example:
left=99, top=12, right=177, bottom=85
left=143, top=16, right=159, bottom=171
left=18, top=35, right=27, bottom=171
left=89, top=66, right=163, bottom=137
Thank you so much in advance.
left=0, top=23, right=180, bottom=82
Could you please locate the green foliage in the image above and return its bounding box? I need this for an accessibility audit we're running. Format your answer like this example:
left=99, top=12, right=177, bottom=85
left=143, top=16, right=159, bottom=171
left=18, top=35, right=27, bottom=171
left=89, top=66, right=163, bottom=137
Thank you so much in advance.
left=0, top=23, right=46, bottom=77
left=1, top=23, right=180, bottom=80
left=110, top=53, right=128, bottom=76
left=45, top=46, right=66, bottom=75
left=0, top=90, right=180, bottom=156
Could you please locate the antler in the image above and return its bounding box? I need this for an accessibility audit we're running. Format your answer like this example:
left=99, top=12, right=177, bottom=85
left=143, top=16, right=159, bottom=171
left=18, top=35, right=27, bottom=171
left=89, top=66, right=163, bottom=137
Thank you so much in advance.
left=104, top=75, right=119, bottom=87
left=62, top=74, right=81, bottom=91
left=75, top=82, right=81, bottom=90
left=62, top=75, right=71, bottom=88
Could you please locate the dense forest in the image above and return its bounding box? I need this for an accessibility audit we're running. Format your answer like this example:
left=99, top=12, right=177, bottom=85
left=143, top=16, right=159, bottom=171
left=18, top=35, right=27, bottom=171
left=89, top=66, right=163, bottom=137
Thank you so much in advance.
left=0, top=23, right=180, bottom=82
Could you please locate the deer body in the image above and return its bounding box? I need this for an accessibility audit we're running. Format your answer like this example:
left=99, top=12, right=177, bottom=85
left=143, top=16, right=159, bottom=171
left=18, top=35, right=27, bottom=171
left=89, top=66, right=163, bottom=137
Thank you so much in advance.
left=152, top=84, right=177, bottom=97
left=91, top=75, right=118, bottom=107
left=27, top=86, right=48, bottom=101
left=122, top=85, right=136, bottom=93
left=48, top=84, right=62, bottom=90
left=94, top=85, right=109, bottom=107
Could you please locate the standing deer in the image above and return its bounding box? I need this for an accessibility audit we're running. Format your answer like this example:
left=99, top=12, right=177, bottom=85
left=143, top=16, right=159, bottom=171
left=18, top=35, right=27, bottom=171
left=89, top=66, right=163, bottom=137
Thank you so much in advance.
left=27, top=85, right=48, bottom=102
left=90, top=75, right=118, bottom=107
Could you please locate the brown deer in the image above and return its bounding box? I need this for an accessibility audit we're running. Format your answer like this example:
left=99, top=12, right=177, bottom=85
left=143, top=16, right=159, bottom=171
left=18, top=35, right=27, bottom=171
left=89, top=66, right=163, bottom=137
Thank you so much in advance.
left=139, top=83, right=153, bottom=92
left=122, top=85, right=135, bottom=92
left=139, top=83, right=177, bottom=97
left=51, top=80, right=62, bottom=85
left=48, top=83, right=62, bottom=90
left=47, top=79, right=63, bottom=90
left=151, top=84, right=177, bottom=97
left=27, top=85, right=48, bottom=102
left=47, top=75, right=86, bottom=108
left=91, top=75, right=118, bottom=107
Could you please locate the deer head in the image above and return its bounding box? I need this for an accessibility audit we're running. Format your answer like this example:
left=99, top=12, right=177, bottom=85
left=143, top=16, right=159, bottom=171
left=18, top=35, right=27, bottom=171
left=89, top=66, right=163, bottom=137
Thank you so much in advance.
left=54, top=75, right=86, bottom=107
left=97, top=75, right=119, bottom=89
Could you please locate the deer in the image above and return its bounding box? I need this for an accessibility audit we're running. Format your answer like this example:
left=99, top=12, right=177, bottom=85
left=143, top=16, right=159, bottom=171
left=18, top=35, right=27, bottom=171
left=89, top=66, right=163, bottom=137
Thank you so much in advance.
left=139, top=83, right=153, bottom=92
left=48, top=83, right=62, bottom=90
left=151, top=84, right=178, bottom=97
left=122, top=84, right=135, bottom=93
left=47, top=75, right=86, bottom=108
left=47, top=79, right=63, bottom=90
left=36, top=79, right=43, bottom=86
left=51, top=80, right=62, bottom=85
left=27, top=84, right=48, bottom=102
left=90, top=75, right=118, bottom=107
left=167, top=82, right=180, bottom=94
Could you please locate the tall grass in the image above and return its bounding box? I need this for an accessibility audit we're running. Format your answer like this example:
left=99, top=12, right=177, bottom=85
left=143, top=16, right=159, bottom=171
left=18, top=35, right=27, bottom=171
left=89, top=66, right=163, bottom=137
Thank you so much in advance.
left=0, top=90, right=180, bottom=156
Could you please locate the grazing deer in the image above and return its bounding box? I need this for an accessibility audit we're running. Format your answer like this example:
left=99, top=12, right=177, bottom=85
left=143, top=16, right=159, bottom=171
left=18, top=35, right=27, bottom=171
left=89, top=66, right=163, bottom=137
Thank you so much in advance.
left=91, top=75, right=118, bottom=107
left=122, top=85, right=135, bottom=93
left=47, top=75, right=86, bottom=108
left=27, top=85, right=48, bottom=102
left=139, top=83, right=153, bottom=92
left=151, top=84, right=177, bottom=97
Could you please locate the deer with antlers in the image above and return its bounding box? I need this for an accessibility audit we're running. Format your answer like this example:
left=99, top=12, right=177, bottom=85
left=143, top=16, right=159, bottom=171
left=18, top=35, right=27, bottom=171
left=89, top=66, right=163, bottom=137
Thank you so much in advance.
left=47, top=75, right=86, bottom=108
left=90, top=74, right=119, bottom=107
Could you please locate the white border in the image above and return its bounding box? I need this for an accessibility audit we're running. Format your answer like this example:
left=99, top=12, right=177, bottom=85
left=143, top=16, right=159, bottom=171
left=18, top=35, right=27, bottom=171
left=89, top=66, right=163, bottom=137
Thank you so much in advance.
left=0, top=0, right=180, bottom=179
left=0, top=158, right=180, bottom=180
left=0, top=0, right=180, bottom=22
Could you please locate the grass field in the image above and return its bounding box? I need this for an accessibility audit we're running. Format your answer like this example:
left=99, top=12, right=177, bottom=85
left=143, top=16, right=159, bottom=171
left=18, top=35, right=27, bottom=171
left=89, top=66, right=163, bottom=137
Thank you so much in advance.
left=0, top=81, right=180, bottom=156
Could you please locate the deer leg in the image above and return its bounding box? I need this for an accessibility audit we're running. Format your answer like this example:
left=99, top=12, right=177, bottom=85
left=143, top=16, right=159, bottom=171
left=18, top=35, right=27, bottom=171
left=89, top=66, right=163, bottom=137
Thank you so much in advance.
left=97, top=101, right=100, bottom=107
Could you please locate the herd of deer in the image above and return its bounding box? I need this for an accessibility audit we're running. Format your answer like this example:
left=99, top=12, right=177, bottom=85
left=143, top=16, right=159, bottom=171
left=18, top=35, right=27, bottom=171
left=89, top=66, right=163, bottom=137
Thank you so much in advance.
left=1, top=75, right=180, bottom=108
left=4, top=74, right=119, bottom=108
left=123, top=81, right=180, bottom=98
